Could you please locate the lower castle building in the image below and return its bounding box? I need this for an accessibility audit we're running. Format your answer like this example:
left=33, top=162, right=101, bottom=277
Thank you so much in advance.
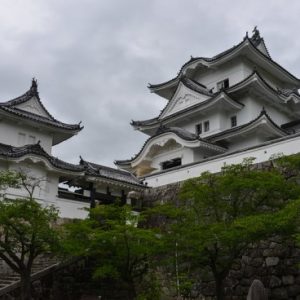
left=0, top=79, right=145, bottom=219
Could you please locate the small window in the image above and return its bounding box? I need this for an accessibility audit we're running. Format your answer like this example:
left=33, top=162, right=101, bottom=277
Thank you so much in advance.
left=161, top=158, right=182, bottom=170
left=195, top=123, right=202, bottom=135
left=217, top=78, right=229, bottom=91
left=204, top=121, right=210, bottom=132
left=231, top=116, right=237, bottom=127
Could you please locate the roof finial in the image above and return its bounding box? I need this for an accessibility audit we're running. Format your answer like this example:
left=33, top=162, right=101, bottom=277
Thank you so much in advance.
left=31, top=78, right=38, bottom=92
left=251, top=26, right=261, bottom=42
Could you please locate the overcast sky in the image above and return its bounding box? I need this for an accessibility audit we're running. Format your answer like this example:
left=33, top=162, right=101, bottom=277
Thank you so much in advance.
left=1, top=0, right=300, bottom=167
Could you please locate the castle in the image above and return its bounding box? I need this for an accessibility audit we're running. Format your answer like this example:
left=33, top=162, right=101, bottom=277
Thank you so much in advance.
left=116, top=28, right=300, bottom=187
left=0, top=80, right=144, bottom=218
left=2, top=28, right=300, bottom=218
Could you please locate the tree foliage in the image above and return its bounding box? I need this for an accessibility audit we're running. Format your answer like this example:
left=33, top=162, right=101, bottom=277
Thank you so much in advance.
left=0, top=171, right=60, bottom=300
left=63, top=203, right=162, bottom=300
left=153, top=159, right=300, bottom=300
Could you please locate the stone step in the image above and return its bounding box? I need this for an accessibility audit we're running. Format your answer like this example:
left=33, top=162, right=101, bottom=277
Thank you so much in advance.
left=0, top=256, right=60, bottom=296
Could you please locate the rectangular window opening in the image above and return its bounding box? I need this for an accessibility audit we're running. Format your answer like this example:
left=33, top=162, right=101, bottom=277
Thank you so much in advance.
left=217, top=78, right=229, bottom=91
left=204, top=121, right=210, bottom=132
left=161, top=158, right=182, bottom=170
left=231, top=116, right=237, bottom=127
left=195, top=123, right=202, bottom=135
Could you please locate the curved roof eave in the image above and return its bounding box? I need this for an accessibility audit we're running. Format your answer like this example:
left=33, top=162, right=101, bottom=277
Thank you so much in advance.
left=0, top=79, right=83, bottom=132
left=227, top=70, right=300, bottom=109
left=79, top=158, right=144, bottom=187
left=0, top=142, right=84, bottom=174
left=207, top=110, right=288, bottom=142
left=131, top=91, right=243, bottom=130
left=0, top=106, right=83, bottom=132
left=116, top=127, right=226, bottom=167
left=149, top=37, right=300, bottom=97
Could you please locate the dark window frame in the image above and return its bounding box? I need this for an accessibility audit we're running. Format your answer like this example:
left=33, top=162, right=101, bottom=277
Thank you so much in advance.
left=161, top=158, right=182, bottom=170
left=195, top=123, right=202, bottom=135
left=217, top=78, right=229, bottom=91
left=231, top=115, right=237, bottom=127
left=204, top=120, right=210, bottom=132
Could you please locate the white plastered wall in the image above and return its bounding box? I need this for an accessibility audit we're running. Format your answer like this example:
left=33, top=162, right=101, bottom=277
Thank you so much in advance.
left=0, top=120, right=53, bottom=153
left=194, top=59, right=245, bottom=91
left=144, top=133, right=300, bottom=187
left=0, top=159, right=88, bottom=219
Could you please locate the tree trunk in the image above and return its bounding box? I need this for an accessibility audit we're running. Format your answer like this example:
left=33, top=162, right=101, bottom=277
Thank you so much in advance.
left=215, top=276, right=224, bottom=300
left=126, top=278, right=136, bottom=300
left=20, top=270, right=32, bottom=300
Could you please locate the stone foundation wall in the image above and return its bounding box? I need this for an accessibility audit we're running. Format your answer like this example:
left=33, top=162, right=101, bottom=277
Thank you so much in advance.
left=143, top=183, right=300, bottom=300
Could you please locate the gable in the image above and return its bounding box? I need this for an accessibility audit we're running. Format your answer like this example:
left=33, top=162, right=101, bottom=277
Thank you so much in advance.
left=13, top=96, right=52, bottom=119
left=255, top=40, right=270, bottom=58
left=159, top=82, right=210, bottom=119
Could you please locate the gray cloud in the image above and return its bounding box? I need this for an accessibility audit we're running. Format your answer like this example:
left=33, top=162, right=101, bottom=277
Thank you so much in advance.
left=0, top=0, right=299, bottom=167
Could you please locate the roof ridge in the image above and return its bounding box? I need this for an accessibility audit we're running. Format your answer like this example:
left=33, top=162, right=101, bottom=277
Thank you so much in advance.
left=131, top=90, right=243, bottom=128
left=115, top=126, right=226, bottom=166
left=0, top=79, right=56, bottom=121
left=149, top=31, right=300, bottom=92
left=0, top=106, right=82, bottom=131
left=80, top=157, right=138, bottom=176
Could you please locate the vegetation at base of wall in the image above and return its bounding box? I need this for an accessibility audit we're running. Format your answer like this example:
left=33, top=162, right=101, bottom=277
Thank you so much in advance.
left=3, top=156, right=300, bottom=299
left=0, top=171, right=61, bottom=300
left=62, top=203, right=162, bottom=299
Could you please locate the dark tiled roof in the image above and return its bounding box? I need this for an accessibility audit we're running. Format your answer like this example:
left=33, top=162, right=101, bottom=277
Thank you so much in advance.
left=281, top=119, right=300, bottom=129
left=0, top=142, right=84, bottom=172
left=132, top=76, right=214, bottom=127
left=131, top=90, right=243, bottom=128
left=206, top=109, right=288, bottom=141
left=80, top=158, right=144, bottom=187
left=149, top=30, right=299, bottom=90
left=181, top=77, right=213, bottom=96
left=156, top=125, right=199, bottom=141
left=144, top=132, right=300, bottom=180
left=115, top=126, right=226, bottom=165
left=227, top=70, right=300, bottom=103
left=0, top=79, right=82, bottom=132
left=277, top=88, right=300, bottom=97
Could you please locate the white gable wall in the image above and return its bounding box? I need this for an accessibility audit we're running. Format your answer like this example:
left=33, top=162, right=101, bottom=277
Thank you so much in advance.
left=0, top=120, right=53, bottom=153
left=160, top=83, right=210, bottom=119
left=15, top=97, right=51, bottom=118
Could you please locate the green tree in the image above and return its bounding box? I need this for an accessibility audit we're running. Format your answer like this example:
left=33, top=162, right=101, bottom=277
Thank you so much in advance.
left=0, top=171, right=60, bottom=300
left=0, top=199, right=59, bottom=300
left=156, top=159, right=300, bottom=300
left=63, top=203, right=161, bottom=300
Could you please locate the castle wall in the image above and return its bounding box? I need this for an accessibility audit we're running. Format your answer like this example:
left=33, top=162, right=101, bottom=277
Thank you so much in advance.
left=0, top=120, right=53, bottom=154
left=144, top=133, right=300, bottom=187
left=142, top=184, right=300, bottom=300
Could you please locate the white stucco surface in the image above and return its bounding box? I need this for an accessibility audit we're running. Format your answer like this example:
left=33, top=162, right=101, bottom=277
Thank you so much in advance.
left=0, top=120, right=53, bottom=153
left=144, top=133, right=300, bottom=187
